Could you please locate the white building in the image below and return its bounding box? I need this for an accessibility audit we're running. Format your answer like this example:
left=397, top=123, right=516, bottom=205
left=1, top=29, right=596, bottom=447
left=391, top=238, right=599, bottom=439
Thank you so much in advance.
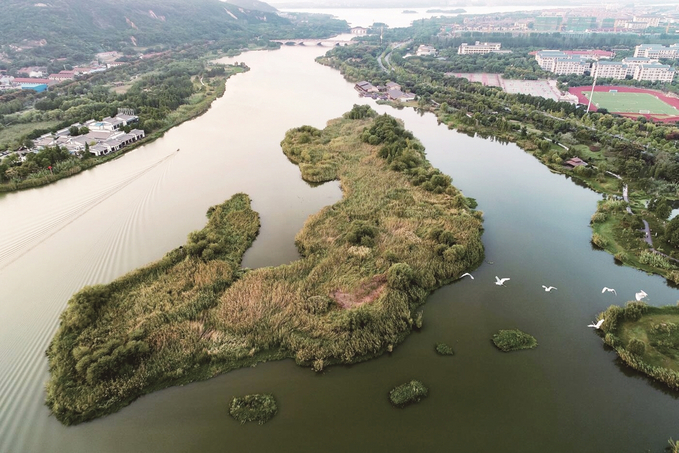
left=417, top=45, right=437, bottom=56
left=592, top=61, right=628, bottom=79
left=536, top=51, right=591, bottom=75
left=633, top=63, right=676, bottom=82
left=458, top=41, right=502, bottom=55
left=634, top=44, right=679, bottom=59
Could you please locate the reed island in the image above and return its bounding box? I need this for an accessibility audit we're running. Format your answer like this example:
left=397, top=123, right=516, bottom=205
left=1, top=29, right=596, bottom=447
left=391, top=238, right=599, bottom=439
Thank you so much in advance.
left=46, top=105, right=483, bottom=424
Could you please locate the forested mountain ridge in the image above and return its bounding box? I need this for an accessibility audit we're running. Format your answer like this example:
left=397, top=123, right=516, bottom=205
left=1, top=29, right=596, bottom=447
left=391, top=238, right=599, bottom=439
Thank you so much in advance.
left=0, top=0, right=283, bottom=49
left=224, top=0, right=278, bottom=13
left=0, top=0, right=348, bottom=70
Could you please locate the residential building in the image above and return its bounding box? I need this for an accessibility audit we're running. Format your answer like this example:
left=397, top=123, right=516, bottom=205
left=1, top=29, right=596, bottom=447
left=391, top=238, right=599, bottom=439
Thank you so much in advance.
left=592, top=61, right=628, bottom=79
left=565, top=16, right=597, bottom=32
left=535, top=51, right=591, bottom=74
left=534, top=16, right=563, bottom=32
left=457, top=41, right=501, bottom=55
left=634, top=44, right=679, bottom=59
left=633, top=16, right=660, bottom=27
left=633, top=63, right=675, bottom=82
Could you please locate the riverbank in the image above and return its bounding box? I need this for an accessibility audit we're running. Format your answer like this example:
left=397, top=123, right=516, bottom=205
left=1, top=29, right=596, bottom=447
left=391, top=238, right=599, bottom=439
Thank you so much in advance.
left=596, top=304, right=679, bottom=392
left=0, top=66, right=245, bottom=195
left=436, top=111, right=679, bottom=282
left=45, top=106, right=484, bottom=425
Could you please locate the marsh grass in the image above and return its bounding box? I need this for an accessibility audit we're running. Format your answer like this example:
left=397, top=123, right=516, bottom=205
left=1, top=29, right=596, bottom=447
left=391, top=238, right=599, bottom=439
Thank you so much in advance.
left=492, top=329, right=538, bottom=352
left=46, top=106, right=483, bottom=424
left=389, top=380, right=428, bottom=407
left=435, top=342, right=454, bottom=355
left=229, top=394, right=278, bottom=424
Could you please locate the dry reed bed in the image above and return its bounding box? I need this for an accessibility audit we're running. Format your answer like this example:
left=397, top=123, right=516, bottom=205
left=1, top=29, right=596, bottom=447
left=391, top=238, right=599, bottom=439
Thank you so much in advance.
left=46, top=106, right=483, bottom=424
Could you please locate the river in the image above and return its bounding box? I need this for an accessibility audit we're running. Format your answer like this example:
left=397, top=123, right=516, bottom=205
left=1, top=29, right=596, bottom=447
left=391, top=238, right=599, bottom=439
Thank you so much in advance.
left=0, top=30, right=678, bottom=453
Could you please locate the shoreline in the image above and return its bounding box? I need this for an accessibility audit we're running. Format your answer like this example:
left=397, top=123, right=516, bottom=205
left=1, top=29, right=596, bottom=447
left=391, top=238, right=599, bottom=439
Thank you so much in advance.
left=0, top=66, right=245, bottom=196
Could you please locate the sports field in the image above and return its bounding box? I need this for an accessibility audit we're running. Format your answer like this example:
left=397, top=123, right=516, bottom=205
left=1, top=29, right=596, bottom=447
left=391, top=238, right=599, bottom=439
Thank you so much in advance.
left=584, top=91, right=679, bottom=115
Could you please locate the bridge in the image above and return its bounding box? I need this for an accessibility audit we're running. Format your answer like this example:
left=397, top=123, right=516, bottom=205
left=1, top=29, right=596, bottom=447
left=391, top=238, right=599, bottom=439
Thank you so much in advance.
left=272, top=38, right=355, bottom=47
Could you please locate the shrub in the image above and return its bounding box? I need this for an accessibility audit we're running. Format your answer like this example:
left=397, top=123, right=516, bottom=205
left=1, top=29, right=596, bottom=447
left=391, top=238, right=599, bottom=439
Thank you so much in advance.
left=389, top=380, right=428, bottom=407
left=229, top=394, right=278, bottom=424
left=624, top=301, right=648, bottom=322
left=591, top=233, right=608, bottom=248
left=435, top=343, right=454, bottom=355
left=492, top=329, right=538, bottom=352
left=345, top=220, right=377, bottom=247
left=387, top=263, right=414, bottom=290
left=638, top=251, right=673, bottom=270
left=627, top=338, right=646, bottom=356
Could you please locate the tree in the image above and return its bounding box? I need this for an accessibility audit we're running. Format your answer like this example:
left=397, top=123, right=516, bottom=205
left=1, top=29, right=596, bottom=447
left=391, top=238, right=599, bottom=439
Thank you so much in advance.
left=666, top=216, right=679, bottom=247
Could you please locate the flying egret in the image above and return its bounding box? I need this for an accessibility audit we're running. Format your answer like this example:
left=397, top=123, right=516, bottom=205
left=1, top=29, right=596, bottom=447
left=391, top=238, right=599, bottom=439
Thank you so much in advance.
left=460, top=273, right=474, bottom=280
left=588, top=319, right=605, bottom=329
left=542, top=285, right=557, bottom=292
left=495, top=276, right=510, bottom=286
left=635, top=290, right=647, bottom=301
left=602, top=287, right=617, bottom=295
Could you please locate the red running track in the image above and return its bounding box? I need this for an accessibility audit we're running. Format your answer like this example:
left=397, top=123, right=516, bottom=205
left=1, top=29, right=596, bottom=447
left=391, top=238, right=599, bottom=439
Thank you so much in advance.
left=568, top=85, right=679, bottom=123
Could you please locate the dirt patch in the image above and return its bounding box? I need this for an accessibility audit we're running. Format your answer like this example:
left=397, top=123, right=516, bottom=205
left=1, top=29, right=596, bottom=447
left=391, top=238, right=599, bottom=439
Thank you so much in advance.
left=332, top=274, right=387, bottom=309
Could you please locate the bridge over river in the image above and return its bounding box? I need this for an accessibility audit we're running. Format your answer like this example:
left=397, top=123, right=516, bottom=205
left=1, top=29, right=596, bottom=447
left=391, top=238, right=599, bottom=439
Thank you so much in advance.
left=272, top=38, right=355, bottom=47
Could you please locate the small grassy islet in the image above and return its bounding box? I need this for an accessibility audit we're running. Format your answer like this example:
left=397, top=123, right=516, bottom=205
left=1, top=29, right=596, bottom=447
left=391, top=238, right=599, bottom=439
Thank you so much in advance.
left=492, top=329, right=538, bottom=352
left=229, top=393, right=278, bottom=424
left=435, top=342, right=455, bottom=355
left=389, top=380, right=429, bottom=407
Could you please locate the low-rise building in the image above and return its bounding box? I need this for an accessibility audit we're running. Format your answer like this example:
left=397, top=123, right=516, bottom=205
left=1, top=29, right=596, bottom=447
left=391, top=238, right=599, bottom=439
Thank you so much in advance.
left=354, top=81, right=379, bottom=94
left=417, top=45, right=437, bottom=56
left=457, top=41, right=501, bottom=55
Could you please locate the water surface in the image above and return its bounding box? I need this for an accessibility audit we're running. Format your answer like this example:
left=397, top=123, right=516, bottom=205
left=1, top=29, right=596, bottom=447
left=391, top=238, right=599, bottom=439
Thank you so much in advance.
left=0, top=37, right=678, bottom=453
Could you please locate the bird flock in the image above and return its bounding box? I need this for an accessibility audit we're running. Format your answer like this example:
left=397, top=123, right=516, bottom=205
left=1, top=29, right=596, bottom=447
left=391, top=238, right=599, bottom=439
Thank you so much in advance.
left=458, top=272, right=650, bottom=330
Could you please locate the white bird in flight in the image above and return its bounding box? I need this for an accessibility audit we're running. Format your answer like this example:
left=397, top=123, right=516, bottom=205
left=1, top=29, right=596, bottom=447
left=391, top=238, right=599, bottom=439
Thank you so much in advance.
left=635, top=290, right=647, bottom=301
left=601, top=287, right=617, bottom=295
left=460, top=273, right=474, bottom=280
left=495, top=276, right=510, bottom=286
left=588, top=319, right=605, bottom=329
left=542, top=285, right=557, bottom=292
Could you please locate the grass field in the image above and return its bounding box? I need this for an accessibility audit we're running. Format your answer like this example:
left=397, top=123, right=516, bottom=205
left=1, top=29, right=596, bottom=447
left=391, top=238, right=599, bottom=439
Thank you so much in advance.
left=584, top=91, right=679, bottom=115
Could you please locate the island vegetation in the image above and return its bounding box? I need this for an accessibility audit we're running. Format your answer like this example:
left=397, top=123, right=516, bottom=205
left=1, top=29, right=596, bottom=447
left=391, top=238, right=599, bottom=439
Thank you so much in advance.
left=595, top=303, right=679, bottom=391
left=46, top=105, right=483, bottom=424
left=319, top=17, right=679, bottom=282
left=229, top=393, right=278, bottom=424
left=435, top=342, right=454, bottom=355
left=491, top=329, right=538, bottom=352
left=389, top=380, right=428, bottom=407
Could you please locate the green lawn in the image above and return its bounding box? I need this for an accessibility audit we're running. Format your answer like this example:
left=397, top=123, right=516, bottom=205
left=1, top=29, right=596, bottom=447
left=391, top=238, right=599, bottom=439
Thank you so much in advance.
left=584, top=91, right=679, bottom=115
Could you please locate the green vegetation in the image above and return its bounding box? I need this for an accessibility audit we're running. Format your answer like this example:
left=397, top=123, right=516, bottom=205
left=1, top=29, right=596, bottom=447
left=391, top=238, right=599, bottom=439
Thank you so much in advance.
left=584, top=92, right=679, bottom=115
left=596, top=303, right=679, bottom=391
left=0, top=0, right=347, bottom=72
left=229, top=394, right=278, bottom=424
left=435, top=342, right=454, bottom=355
left=320, top=17, right=679, bottom=282
left=0, top=59, right=244, bottom=192
left=46, top=106, right=483, bottom=424
left=389, top=380, right=428, bottom=407
left=491, top=329, right=538, bottom=352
